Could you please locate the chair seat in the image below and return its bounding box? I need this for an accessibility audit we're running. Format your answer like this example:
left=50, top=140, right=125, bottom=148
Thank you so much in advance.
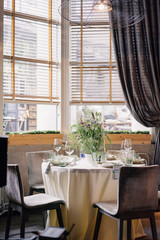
left=24, top=194, right=65, bottom=208
left=94, top=201, right=118, bottom=215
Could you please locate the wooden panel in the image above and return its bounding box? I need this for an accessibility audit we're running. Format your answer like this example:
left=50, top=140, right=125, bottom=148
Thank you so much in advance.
left=8, top=133, right=151, bottom=146
left=107, top=134, right=151, bottom=144
left=8, top=134, right=63, bottom=146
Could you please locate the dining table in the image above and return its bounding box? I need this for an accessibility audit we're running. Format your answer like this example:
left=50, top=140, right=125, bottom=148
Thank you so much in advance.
left=42, top=156, right=146, bottom=240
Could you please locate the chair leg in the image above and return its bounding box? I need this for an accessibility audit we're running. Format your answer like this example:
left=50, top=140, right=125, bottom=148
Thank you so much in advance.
left=117, top=218, right=123, bottom=240
left=150, top=213, right=158, bottom=240
left=127, top=220, right=131, bottom=240
left=5, top=204, right=13, bottom=239
left=29, top=187, right=33, bottom=195
left=93, top=209, right=102, bottom=240
left=56, top=206, right=64, bottom=227
left=42, top=210, right=47, bottom=228
left=20, top=208, right=26, bottom=238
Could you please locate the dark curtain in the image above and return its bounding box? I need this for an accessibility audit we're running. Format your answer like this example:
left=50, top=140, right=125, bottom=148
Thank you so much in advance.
left=110, top=0, right=160, bottom=184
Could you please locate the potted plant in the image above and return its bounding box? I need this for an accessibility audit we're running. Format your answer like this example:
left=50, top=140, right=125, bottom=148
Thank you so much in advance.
left=70, top=111, right=111, bottom=156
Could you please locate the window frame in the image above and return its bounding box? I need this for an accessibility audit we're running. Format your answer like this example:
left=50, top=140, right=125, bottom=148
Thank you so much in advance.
left=69, top=0, right=125, bottom=104
left=3, top=0, right=61, bottom=104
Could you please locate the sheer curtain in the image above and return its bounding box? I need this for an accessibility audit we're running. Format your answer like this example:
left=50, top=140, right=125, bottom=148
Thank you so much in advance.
left=110, top=0, right=160, bottom=183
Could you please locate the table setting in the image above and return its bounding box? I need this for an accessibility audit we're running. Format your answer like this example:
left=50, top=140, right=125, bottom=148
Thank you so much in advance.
left=43, top=135, right=147, bottom=180
left=43, top=110, right=147, bottom=174
left=41, top=112, right=148, bottom=239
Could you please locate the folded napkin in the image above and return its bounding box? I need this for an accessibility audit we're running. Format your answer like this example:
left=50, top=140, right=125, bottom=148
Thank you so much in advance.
left=107, top=154, right=117, bottom=160
left=133, top=157, right=145, bottom=164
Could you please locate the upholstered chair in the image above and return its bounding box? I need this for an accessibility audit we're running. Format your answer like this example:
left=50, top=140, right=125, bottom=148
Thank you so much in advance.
left=93, top=165, right=159, bottom=240
left=5, top=164, right=65, bottom=239
left=26, top=150, right=53, bottom=195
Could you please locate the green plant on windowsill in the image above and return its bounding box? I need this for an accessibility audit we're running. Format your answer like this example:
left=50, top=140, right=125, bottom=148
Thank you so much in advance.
left=69, top=111, right=111, bottom=154
left=105, top=130, right=150, bottom=134
left=5, top=130, right=60, bottom=135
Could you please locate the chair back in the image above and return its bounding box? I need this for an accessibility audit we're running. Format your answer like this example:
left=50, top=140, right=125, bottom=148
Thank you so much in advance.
left=6, top=164, right=24, bottom=205
left=138, top=153, right=149, bottom=165
left=118, top=165, right=159, bottom=213
left=26, top=150, right=53, bottom=187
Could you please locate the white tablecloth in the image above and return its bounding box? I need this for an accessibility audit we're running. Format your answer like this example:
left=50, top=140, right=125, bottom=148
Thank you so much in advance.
left=42, top=158, right=145, bottom=240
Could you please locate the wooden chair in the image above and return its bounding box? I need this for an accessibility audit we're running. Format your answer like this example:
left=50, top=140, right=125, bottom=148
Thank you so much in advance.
left=5, top=164, right=65, bottom=239
left=26, top=150, right=53, bottom=195
left=93, top=165, right=159, bottom=240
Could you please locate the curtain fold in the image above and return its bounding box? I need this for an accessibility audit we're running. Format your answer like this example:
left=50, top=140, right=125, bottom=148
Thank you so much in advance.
left=110, top=0, right=160, bottom=177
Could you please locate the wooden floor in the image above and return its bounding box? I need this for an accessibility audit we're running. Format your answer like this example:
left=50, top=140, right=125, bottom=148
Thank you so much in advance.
left=0, top=211, right=160, bottom=239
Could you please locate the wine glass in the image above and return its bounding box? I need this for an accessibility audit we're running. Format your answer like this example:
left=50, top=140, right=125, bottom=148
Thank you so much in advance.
left=65, top=141, right=74, bottom=157
left=121, top=140, right=125, bottom=150
left=124, top=139, right=132, bottom=152
left=120, top=140, right=126, bottom=162
left=53, top=138, right=62, bottom=155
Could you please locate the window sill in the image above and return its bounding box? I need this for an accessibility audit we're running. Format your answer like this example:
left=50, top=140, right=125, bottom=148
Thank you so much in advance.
left=107, top=133, right=151, bottom=144
left=7, top=133, right=151, bottom=146
left=8, top=133, right=63, bottom=146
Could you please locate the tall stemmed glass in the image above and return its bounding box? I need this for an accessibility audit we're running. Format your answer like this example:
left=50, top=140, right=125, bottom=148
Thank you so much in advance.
left=121, top=140, right=125, bottom=151
left=124, top=139, right=132, bottom=165
left=64, top=141, right=74, bottom=157
left=53, top=138, right=62, bottom=155
left=124, top=139, right=132, bottom=152
left=120, top=140, right=126, bottom=162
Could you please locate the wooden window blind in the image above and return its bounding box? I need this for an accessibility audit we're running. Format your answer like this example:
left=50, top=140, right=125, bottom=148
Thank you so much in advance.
left=3, top=0, right=61, bottom=103
left=70, top=0, right=125, bottom=104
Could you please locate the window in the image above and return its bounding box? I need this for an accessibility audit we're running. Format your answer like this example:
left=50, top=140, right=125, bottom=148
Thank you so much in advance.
left=70, top=0, right=124, bottom=104
left=69, top=0, right=151, bottom=133
left=3, top=103, right=58, bottom=132
left=3, top=0, right=61, bottom=132
left=1, top=0, right=151, bottom=134
left=71, top=105, right=151, bottom=133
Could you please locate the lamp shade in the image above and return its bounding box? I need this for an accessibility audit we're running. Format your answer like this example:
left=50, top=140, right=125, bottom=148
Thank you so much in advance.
left=58, top=0, right=145, bottom=28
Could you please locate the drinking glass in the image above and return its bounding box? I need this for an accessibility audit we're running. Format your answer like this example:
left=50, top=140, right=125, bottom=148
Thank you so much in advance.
left=125, top=150, right=134, bottom=166
left=59, top=156, right=67, bottom=167
left=120, top=140, right=126, bottom=162
left=53, top=138, right=62, bottom=155
left=91, top=152, right=98, bottom=166
left=64, top=141, right=74, bottom=157
left=124, top=139, right=132, bottom=152
left=121, top=140, right=125, bottom=150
